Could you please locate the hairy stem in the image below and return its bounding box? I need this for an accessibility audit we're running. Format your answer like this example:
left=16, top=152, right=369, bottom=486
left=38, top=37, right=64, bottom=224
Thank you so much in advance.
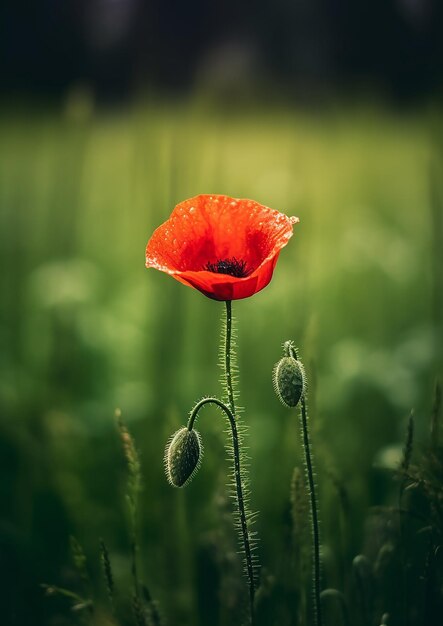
left=224, top=300, right=237, bottom=416
left=188, top=397, right=256, bottom=624
left=300, top=394, right=323, bottom=626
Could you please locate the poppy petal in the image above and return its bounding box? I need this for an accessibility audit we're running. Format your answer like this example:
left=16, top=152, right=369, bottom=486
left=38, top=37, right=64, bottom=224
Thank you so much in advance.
left=145, top=194, right=298, bottom=300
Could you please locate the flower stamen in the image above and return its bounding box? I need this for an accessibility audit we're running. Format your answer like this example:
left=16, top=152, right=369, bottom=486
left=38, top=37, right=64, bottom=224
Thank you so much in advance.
left=205, top=257, right=250, bottom=278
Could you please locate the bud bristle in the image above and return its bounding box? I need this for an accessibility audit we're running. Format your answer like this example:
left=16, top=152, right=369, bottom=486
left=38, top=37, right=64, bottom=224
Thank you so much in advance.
left=164, top=427, right=203, bottom=488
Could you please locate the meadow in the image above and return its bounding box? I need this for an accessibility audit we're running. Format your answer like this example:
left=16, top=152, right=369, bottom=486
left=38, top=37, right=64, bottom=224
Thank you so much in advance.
left=0, top=97, right=442, bottom=626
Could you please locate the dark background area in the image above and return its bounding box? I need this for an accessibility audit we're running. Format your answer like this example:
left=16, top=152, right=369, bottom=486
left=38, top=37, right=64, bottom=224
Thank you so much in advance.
left=1, top=0, right=443, bottom=102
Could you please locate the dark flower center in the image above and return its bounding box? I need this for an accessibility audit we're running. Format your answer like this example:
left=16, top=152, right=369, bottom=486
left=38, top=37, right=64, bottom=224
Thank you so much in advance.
left=204, top=257, right=250, bottom=278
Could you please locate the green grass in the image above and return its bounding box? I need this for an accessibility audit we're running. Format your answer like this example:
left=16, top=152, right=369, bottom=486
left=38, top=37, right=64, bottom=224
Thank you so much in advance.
left=0, top=98, right=441, bottom=626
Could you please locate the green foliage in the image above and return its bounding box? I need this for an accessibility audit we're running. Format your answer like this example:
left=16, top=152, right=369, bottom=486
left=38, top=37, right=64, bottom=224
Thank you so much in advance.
left=100, top=539, right=115, bottom=614
left=41, top=420, right=162, bottom=626
left=117, top=412, right=142, bottom=527
left=0, top=99, right=442, bottom=626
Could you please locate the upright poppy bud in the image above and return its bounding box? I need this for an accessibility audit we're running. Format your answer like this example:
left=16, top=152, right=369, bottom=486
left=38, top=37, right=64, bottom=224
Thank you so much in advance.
left=273, top=342, right=306, bottom=408
left=164, top=427, right=202, bottom=487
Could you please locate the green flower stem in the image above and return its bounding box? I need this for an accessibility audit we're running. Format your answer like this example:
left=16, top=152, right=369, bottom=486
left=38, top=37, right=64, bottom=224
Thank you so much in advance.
left=300, top=393, right=323, bottom=626
left=286, top=343, right=322, bottom=626
left=224, top=300, right=236, bottom=415
left=187, top=397, right=256, bottom=624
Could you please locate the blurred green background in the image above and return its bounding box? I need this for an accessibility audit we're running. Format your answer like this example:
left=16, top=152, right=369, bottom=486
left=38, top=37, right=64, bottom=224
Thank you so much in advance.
left=1, top=97, right=442, bottom=625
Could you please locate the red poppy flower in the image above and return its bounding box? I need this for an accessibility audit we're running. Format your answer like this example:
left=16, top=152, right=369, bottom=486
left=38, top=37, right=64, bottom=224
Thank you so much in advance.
left=145, top=194, right=299, bottom=301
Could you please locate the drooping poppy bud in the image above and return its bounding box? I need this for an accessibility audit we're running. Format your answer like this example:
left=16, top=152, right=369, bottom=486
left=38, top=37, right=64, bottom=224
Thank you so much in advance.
left=164, top=427, right=202, bottom=487
left=273, top=351, right=306, bottom=408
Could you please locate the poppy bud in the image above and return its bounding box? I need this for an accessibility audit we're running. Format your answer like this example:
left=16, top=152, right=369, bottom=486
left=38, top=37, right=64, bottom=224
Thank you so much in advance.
left=164, top=427, right=202, bottom=487
left=273, top=353, right=305, bottom=408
